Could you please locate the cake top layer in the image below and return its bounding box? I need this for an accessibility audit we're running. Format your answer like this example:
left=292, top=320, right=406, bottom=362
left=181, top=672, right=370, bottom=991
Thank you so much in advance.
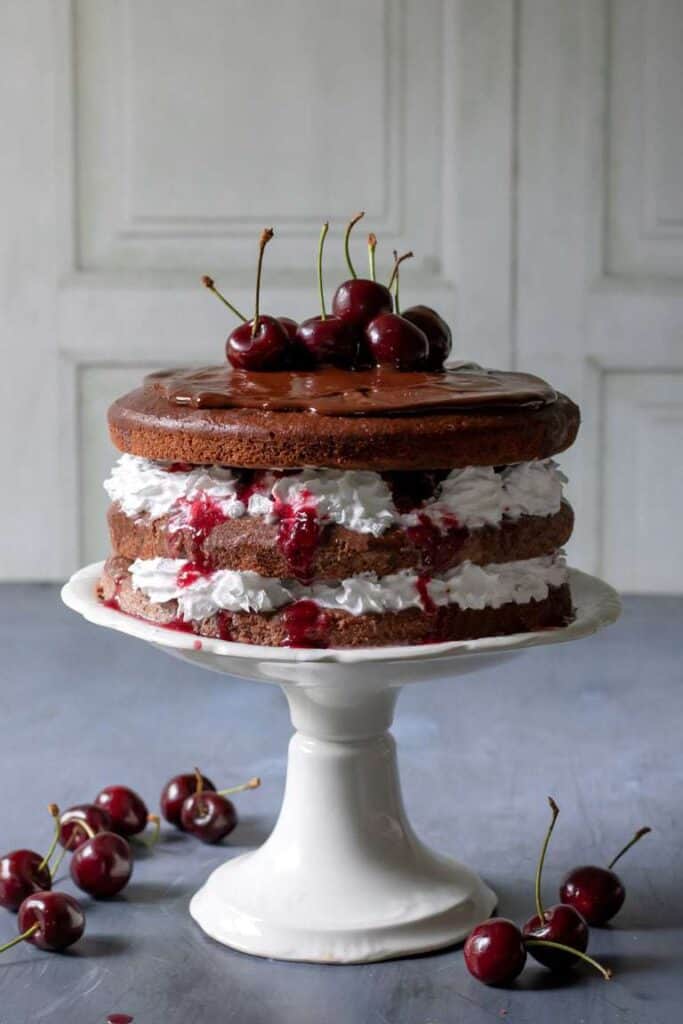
left=147, top=363, right=556, bottom=417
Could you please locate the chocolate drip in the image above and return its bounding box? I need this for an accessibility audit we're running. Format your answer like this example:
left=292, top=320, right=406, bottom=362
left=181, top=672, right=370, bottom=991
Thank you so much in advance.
left=146, top=364, right=556, bottom=417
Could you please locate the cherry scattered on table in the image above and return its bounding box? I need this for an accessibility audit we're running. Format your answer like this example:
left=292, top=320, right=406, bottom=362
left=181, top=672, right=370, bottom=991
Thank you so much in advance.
left=0, top=849, right=52, bottom=912
left=160, top=771, right=217, bottom=828
left=464, top=917, right=527, bottom=985
left=180, top=769, right=260, bottom=844
left=560, top=825, right=651, bottom=926
left=59, top=803, right=113, bottom=851
left=0, top=891, right=85, bottom=954
left=94, top=785, right=149, bottom=838
left=70, top=824, right=133, bottom=899
left=521, top=797, right=590, bottom=969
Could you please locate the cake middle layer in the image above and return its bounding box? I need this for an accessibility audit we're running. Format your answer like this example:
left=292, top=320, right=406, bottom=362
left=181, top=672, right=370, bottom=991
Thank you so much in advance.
left=104, top=456, right=572, bottom=580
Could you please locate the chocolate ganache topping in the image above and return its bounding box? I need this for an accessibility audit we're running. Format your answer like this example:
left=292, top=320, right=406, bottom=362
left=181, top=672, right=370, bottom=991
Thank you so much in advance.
left=147, top=363, right=556, bottom=417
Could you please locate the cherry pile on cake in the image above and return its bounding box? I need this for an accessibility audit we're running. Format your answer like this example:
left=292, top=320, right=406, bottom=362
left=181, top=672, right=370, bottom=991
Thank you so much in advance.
left=98, top=216, right=580, bottom=648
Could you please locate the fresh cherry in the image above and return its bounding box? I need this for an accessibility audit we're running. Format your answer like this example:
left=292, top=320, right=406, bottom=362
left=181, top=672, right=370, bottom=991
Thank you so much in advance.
left=94, top=786, right=149, bottom=838
left=160, top=771, right=216, bottom=828
left=366, top=313, right=428, bottom=370
left=296, top=223, right=358, bottom=368
left=9, top=891, right=85, bottom=952
left=0, top=851, right=51, bottom=912
left=331, top=214, right=393, bottom=330
left=278, top=317, right=299, bottom=342
left=226, top=228, right=290, bottom=371
left=522, top=903, right=588, bottom=969
left=402, top=305, right=452, bottom=370
left=59, top=804, right=113, bottom=851
left=464, top=918, right=527, bottom=985
left=70, top=829, right=133, bottom=899
left=180, top=772, right=260, bottom=844
left=180, top=792, right=236, bottom=844
left=560, top=826, right=651, bottom=926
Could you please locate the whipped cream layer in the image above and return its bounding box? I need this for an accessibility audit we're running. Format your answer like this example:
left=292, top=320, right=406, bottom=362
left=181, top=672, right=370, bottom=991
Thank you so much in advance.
left=129, top=554, right=568, bottom=622
left=105, top=455, right=566, bottom=536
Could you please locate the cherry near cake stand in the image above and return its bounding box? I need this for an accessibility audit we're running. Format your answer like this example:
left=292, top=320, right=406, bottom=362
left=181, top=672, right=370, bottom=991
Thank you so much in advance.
left=62, top=563, right=620, bottom=964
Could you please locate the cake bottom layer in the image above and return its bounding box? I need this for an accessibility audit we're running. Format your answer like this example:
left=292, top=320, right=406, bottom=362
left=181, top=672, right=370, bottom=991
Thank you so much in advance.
left=98, top=560, right=573, bottom=649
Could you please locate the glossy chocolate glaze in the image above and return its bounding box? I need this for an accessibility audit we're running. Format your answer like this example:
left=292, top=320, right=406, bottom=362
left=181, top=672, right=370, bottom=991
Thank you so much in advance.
left=147, top=363, right=556, bottom=417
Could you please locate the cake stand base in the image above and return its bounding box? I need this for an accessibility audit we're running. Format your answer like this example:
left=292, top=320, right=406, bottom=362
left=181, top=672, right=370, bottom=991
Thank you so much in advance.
left=189, top=686, right=495, bottom=963
left=62, top=565, right=620, bottom=964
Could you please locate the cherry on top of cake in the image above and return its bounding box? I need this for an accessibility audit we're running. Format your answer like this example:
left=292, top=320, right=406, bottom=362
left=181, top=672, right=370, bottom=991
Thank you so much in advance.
left=184, top=215, right=556, bottom=416
left=202, top=215, right=451, bottom=374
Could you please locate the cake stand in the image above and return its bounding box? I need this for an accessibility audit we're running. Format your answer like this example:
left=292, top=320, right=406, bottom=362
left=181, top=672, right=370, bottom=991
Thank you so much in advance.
left=62, top=564, right=620, bottom=964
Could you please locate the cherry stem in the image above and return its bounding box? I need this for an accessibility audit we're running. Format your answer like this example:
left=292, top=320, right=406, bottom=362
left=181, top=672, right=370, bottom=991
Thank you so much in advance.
left=524, top=939, right=612, bottom=980
left=38, top=804, right=62, bottom=872
left=252, top=228, right=274, bottom=338
left=535, top=796, right=560, bottom=923
left=201, top=276, right=247, bottom=323
left=317, top=222, right=329, bottom=320
left=607, top=826, right=651, bottom=870
left=140, top=814, right=161, bottom=849
left=49, top=831, right=77, bottom=881
left=343, top=211, right=364, bottom=278
left=217, top=777, right=261, bottom=797
left=193, top=767, right=204, bottom=796
left=368, top=234, right=377, bottom=282
left=0, top=922, right=39, bottom=954
left=386, top=250, right=414, bottom=295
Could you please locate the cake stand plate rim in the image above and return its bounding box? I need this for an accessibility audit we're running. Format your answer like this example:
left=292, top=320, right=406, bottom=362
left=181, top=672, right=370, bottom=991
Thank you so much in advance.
left=61, top=562, right=621, bottom=665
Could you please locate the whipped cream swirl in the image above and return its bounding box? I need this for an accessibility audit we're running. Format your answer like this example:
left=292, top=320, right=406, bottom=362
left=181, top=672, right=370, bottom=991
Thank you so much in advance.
left=105, top=456, right=566, bottom=535
left=129, top=554, right=567, bottom=622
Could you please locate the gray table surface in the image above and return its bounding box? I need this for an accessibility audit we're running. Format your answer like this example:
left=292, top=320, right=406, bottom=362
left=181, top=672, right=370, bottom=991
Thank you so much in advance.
left=0, top=585, right=680, bottom=1023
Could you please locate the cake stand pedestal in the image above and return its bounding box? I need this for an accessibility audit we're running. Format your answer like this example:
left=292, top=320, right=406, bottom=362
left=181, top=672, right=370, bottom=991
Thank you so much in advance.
left=62, top=565, right=620, bottom=964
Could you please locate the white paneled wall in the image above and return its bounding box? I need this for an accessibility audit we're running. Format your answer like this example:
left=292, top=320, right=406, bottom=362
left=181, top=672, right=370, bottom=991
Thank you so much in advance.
left=1, top=0, right=682, bottom=591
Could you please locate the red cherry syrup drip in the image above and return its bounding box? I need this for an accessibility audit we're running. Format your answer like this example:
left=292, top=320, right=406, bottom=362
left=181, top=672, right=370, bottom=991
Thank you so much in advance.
left=274, top=489, right=320, bottom=583
left=282, top=600, right=330, bottom=648
left=176, top=560, right=212, bottom=588
left=383, top=471, right=445, bottom=514
left=169, top=489, right=228, bottom=564
left=415, top=576, right=436, bottom=614
left=406, top=511, right=467, bottom=572
left=216, top=611, right=233, bottom=641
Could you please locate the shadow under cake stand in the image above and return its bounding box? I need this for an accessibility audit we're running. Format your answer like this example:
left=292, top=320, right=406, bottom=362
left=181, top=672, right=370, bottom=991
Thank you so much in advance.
left=62, top=564, right=620, bottom=964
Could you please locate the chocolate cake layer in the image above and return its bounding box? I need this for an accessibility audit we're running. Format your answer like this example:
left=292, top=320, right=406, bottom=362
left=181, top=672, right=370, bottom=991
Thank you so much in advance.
left=109, top=384, right=580, bottom=470
left=107, top=501, right=574, bottom=579
left=99, top=559, right=572, bottom=648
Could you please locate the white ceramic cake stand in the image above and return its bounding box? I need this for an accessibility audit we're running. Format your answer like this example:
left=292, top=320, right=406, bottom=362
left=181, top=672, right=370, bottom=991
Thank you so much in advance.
left=62, top=564, right=620, bottom=964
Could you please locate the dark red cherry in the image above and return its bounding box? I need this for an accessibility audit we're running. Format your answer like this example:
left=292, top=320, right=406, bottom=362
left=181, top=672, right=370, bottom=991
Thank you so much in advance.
left=15, top=891, right=85, bottom=951
left=560, top=866, right=624, bottom=927
left=180, top=791, right=237, bottom=844
left=464, top=918, right=527, bottom=985
left=296, top=316, right=358, bottom=368
left=94, top=786, right=148, bottom=838
left=278, top=316, right=299, bottom=342
left=402, top=305, right=452, bottom=370
left=522, top=904, right=588, bottom=969
left=59, top=804, right=113, bottom=851
left=160, top=772, right=216, bottom=828
left=227, top=317, right=290, bottom=371
left=0, top=851, right=51, bottom=911
left=332, top=279, right=393, bottom=329
left=366, top=313, right=428, bottom=370
left=559, top=827, right=650, bottom=926
left=70, top=832, right=133, bottom=898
